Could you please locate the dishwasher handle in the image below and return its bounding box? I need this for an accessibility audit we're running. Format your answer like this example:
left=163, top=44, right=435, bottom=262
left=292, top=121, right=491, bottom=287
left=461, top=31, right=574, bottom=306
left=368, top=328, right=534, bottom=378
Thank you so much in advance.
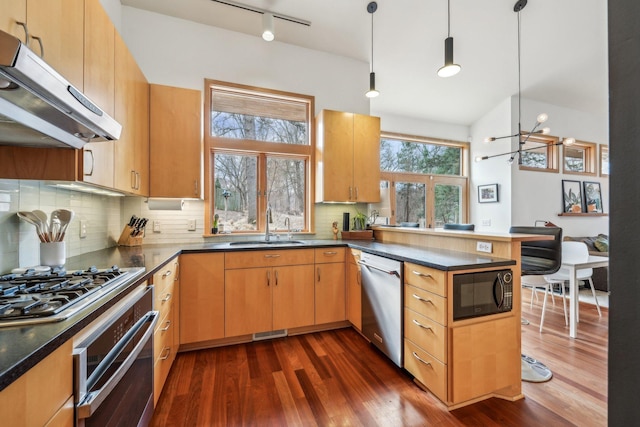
left=358, top=260, right=400, bottom=277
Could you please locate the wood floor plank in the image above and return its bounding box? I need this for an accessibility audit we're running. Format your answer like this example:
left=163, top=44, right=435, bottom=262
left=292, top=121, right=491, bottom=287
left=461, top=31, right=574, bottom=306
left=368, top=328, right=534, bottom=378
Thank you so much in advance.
left=152, top=294, right=608, bottom=426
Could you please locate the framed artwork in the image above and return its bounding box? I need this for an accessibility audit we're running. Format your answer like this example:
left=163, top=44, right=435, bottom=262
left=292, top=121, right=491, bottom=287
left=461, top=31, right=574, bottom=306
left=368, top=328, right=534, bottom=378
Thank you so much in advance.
left=583, top=181, right=604, bottom=213
left=599, top=145, right=609, bottom=176
left=562, top=180, right=584, bottom=213
left=478, top=184, right=499, bottom=203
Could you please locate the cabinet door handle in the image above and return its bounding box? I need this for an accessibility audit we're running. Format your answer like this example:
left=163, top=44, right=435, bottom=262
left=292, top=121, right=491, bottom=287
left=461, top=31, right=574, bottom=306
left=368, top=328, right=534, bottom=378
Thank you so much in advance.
left=275, top=270, right=278, bottom=286
left=160, top=347, right=171, bottom=360
left=412, top=319, right=432, bottom=331
left=355, top=187, right=359, bottom=200
left=16, top=21, right=29, bottom=45
left=412, top=351, right=431, bottom=366
left=267, top=270, right=270, bottom=286
left=161, top=293, right=172, bottom=303
left=317, top=267, right=321, bottom=282
left=264, top=254, right=280, bottom=258
left=131, top=170, right=136, bottom=189
left=412, top=293, right=433, bottom=304
left=174, top=261, right=180, bottom=282
left=349, top=187, right=353, bottom=200
left=194, top=180, right=199, bottom=196
left=412, top=270, right=432, bottom=279
left=161, top=320, right=171, bottom=332
left=162, top=270, right=172, bottom=278
left=30, top=35, right=44, bottom=58
left=83, top=149, right=95, bottom=176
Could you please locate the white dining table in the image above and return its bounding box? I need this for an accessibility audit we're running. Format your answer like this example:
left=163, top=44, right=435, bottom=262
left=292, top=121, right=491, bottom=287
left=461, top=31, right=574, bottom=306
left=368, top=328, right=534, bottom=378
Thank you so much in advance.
left=564, top=255, right=609, bottom=338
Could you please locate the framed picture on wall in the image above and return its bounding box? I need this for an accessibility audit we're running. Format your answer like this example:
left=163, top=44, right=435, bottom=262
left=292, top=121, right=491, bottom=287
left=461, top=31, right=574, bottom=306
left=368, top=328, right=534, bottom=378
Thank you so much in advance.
left=562, top=179, right=584, bottom=213
left=478, top=184, right=499, bottom=203
left=583, top=181, right=604, bottom=213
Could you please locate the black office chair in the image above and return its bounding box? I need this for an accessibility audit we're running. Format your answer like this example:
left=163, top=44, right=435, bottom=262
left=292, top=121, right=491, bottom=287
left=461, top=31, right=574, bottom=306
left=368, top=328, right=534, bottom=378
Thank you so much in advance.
left=509, top=225, right=563, bottom=382
left=443, top=223, right=475, bottom=231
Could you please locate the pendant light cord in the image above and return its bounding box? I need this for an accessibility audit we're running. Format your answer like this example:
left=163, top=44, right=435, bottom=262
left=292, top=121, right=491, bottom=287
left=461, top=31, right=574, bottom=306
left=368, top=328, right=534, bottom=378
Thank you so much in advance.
left=370, top=8, right=374, bottom=73
left=517, top=8, right=522, bottom=136
left=447, top=0, right=451, bottom=38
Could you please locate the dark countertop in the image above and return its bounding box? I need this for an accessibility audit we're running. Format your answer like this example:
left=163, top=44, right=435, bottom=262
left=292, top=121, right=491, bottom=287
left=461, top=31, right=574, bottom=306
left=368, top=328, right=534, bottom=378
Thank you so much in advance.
left=0, top=239, right=515, bottom=392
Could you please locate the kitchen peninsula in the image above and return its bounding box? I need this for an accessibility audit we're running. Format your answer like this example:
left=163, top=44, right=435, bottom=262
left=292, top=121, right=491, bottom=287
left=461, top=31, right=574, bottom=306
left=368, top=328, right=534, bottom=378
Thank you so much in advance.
left=0, top=228, right=546, bottom=423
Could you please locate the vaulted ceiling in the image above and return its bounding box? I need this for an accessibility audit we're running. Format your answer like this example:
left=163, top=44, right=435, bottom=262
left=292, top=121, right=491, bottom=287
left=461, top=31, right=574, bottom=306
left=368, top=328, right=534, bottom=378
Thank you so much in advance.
left=121, top=0, right=608, bottom=126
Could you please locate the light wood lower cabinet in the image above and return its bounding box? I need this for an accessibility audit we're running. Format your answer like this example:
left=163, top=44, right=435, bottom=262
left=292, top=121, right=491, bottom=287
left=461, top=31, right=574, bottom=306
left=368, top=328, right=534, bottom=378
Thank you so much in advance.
left=0, top=340, right=73, bottom=427
left=179, top=253, right=225, bottom=345
left=346, top=249, right=362, bottom=330
left=315, top=262, right=346, bottom=324
left=152, top=257, right=179, bottom=406
left=402, top=262, right=520, bottom=409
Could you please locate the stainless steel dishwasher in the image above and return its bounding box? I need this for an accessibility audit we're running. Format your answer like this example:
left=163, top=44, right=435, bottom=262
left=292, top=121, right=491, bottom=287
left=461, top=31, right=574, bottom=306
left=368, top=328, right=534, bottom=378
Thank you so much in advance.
left=359, top=252, right=403, bottom=367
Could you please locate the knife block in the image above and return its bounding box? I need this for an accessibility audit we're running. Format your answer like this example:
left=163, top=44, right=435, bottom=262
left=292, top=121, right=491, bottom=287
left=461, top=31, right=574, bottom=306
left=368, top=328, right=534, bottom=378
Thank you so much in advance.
left=117, top=225, right=144, bottom=246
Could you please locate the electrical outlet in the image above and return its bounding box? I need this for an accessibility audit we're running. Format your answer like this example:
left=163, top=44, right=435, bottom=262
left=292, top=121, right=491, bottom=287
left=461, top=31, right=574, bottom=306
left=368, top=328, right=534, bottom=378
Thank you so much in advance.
left=153, top=221, right=161, bottom=233
left=79, top=220, right=87, bottom=238
left=187, top=219, right=196, bottom=231
left=476, top=241, right=493, bottom=253
left=482, top=219, right=491, bottom=226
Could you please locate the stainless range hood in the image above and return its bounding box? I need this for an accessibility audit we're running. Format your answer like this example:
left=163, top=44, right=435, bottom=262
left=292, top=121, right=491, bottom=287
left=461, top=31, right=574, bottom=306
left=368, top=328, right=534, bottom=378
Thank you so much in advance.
left=0, top=29, right=121, bottom=149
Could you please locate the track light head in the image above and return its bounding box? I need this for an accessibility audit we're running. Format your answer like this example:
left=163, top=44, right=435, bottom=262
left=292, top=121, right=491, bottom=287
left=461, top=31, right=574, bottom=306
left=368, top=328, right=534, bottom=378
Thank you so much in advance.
left=262, top=13, right=274, bottom=41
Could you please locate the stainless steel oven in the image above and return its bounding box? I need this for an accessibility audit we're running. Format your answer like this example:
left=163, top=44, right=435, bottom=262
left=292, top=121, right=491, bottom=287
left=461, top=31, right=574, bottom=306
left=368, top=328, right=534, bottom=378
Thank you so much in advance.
left=73, top=284, right=158, bottom=427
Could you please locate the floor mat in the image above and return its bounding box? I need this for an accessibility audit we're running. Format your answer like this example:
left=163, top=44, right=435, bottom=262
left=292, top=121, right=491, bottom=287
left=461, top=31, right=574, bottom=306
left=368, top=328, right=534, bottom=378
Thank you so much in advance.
left=521, top=354, right=553, bottom=382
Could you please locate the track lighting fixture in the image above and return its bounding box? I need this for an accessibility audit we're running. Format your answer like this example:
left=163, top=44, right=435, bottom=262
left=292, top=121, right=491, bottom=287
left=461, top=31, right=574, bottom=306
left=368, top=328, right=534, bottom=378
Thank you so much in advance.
left=437, top=0, right=461, bottom=78
left=262, top=13, right=275, bottom=41
left=365, top=2, right=379, bottom=98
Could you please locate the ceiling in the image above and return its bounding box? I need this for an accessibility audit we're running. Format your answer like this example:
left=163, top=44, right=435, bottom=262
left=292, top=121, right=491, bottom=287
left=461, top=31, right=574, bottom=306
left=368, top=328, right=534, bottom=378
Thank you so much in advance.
left=120, top=0, right=608, bottom=126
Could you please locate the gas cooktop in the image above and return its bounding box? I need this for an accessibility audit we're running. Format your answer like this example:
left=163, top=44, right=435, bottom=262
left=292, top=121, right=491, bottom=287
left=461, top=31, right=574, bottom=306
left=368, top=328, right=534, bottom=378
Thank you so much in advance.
left=0, top=265, right=145, bottom=327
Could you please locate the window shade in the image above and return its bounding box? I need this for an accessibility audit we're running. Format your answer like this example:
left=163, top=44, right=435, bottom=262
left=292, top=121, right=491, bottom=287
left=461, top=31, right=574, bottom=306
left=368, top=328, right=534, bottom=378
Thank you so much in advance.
left=211, top=89, right=307, bottom=122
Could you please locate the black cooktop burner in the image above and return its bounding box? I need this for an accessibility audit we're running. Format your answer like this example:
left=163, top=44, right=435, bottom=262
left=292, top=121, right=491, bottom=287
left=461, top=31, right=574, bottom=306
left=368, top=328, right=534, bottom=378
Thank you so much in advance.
left=0, top=265, right=136, bottom=324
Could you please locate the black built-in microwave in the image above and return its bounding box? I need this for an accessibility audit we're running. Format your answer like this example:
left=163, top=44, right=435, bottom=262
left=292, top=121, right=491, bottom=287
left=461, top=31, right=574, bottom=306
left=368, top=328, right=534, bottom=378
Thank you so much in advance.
left=453, top=269, right=513, bottom=320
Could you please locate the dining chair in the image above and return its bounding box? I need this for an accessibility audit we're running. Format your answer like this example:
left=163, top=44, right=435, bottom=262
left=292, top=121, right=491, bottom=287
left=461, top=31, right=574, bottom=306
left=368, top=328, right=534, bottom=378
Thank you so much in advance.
left=544, top=241, right=602, bottom=321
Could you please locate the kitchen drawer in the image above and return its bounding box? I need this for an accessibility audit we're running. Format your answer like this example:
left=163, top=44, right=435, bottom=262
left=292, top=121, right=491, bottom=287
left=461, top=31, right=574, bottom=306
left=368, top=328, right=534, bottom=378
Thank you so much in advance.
left=314, top=247, right=346, bottom=263
left=225, top=249, right=314, bottom=269
left=154, top=279, right=175, bottom=320
left=404, top=339, right=447, bottom=402
left=404, top=308, right=447, bottom=362
left=404, top=263, right=446, bottom=297
left=154, top=309, right=174, bottom=361
left=153, top=258, right=178, bottom=295
left=154, top=310, right=175, bottom=406
left=404, top=284, right=447, bottom=325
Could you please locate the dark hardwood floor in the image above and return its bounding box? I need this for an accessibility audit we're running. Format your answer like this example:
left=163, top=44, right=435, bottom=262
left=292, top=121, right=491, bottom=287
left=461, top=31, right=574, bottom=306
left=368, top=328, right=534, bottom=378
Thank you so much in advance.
left=152, top=295, right=608, bottom=426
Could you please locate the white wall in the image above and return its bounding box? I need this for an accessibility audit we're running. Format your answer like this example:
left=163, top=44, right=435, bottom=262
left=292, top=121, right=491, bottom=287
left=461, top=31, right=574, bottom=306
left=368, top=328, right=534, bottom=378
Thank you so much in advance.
left=372, top=111, right=469, bottom=142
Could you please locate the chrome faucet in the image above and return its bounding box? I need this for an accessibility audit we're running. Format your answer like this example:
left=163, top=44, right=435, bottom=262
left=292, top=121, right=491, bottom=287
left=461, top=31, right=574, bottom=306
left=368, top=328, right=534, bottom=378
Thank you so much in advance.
left=265, top=205, right=272, bottom=241
left=284, top=217, right=291, bottom=240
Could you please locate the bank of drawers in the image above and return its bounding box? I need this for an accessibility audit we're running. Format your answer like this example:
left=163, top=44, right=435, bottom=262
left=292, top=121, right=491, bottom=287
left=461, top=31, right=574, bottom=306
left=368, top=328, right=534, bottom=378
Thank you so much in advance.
left=153, top=258, right=179, bottom=406
left=403, top=262, right=447, bottom=402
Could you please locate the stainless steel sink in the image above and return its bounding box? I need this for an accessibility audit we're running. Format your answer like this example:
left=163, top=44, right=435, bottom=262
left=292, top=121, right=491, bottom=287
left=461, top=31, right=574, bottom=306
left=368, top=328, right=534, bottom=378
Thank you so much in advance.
left=228, top=240, right=306, bottom=246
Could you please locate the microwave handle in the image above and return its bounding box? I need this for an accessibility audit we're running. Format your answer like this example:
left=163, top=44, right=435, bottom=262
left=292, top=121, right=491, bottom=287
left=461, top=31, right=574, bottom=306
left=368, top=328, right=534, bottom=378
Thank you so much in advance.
left=494, top=275, right=505, bottom=309
left=75, top=311, right=158, bottom=419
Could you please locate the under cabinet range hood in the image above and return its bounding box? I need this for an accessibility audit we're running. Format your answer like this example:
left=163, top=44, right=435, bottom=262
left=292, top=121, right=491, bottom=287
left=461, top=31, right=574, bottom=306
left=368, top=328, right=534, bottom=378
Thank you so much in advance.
left=0, top=29, right=121, bottom=149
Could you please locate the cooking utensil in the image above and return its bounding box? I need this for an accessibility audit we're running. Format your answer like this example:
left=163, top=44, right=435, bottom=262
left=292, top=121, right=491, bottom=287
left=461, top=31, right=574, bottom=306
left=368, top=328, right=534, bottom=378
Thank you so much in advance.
left=17, top=211, right=46, bottom=242
left=32, top=210, right=50, bottom=240
left=55, top=209, right=74, bottom=242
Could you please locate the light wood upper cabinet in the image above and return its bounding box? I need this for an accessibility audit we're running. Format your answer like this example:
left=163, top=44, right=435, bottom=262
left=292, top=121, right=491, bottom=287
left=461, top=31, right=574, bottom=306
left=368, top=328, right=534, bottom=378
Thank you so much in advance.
left=180, top=253, right=225, bottom=345
left=0, top=0, right=26, bottom=40
left=150, top=85, right=202, bottom=198
left=316, top=109, right=381, bottom=203
left=114, top=32, right=149, bottom=196
left=26, top=0, right=84, bottom=90
left=81, top=0, right=115, bottom=188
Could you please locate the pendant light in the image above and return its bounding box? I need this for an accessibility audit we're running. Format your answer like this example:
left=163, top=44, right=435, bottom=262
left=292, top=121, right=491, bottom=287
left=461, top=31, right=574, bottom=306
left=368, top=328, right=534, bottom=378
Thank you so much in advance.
left=365, top=2, right=379, bottom=98
left=476, top=0, right=575, bottom=164
left=437, top=0, right=461, bottom=78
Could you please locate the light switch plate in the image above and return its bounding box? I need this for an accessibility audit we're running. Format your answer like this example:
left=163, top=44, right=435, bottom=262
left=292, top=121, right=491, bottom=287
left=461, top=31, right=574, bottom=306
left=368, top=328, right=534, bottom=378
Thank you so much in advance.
left=482, top=219, right=491, bottom=226
left=79, top=220, right=87, bottom=238
left=187, top=219, right=196, bottom=231
left=476, top=241, right=493, bottom=253
left=153, top=221, right=161, bottom=233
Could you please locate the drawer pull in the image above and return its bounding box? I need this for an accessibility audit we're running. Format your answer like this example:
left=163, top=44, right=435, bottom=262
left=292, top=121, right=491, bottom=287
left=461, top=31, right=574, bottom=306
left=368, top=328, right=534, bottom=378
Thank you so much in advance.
left=264, top=254, right=281, bottom=258
left=412, top=293, right=433, bottom=304
left=162, top=270, right=172, bottom=278
left=412, top=319, right=432, bottom=331
left=161, top=320, right=171, bottom=332
left=161, top=293, right=172, bottom=303
left=412, top=270, right=432, bottom=279
left=159, top=347, right=171, bottom=360
left=323, top=251, right=338, bottom=256
left=412, top=351, right=432, bottom=366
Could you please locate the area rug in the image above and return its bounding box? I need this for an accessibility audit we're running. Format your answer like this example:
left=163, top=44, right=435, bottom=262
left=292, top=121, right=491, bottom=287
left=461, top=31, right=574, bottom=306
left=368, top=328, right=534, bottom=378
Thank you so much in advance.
left=579, top=289, right=609, bottom=308
left=521, top=354, right=553, bottom=382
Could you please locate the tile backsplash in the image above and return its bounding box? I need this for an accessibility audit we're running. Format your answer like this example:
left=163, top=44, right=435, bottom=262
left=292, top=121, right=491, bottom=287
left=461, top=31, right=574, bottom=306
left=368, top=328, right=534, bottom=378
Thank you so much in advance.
left=0, top=178, right=371, bottom=273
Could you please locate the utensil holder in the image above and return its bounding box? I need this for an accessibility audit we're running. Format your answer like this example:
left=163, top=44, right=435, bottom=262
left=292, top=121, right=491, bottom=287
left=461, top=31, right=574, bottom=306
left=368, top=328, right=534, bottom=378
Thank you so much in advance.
left=40, top=241, right=66, bottom=267
left=117, top=225, right=143, bottom=247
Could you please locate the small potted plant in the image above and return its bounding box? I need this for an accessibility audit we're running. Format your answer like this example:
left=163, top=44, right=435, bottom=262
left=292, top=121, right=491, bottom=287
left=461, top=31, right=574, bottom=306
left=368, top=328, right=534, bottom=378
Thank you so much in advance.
left=353, top=209, right=367, bottom=230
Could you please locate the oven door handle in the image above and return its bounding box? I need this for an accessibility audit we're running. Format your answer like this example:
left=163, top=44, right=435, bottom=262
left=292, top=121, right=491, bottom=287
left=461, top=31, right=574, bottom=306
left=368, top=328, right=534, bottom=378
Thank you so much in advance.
left=358, top=260, right=400, bottom=277
left=75, top=310, right=158, bottom=419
